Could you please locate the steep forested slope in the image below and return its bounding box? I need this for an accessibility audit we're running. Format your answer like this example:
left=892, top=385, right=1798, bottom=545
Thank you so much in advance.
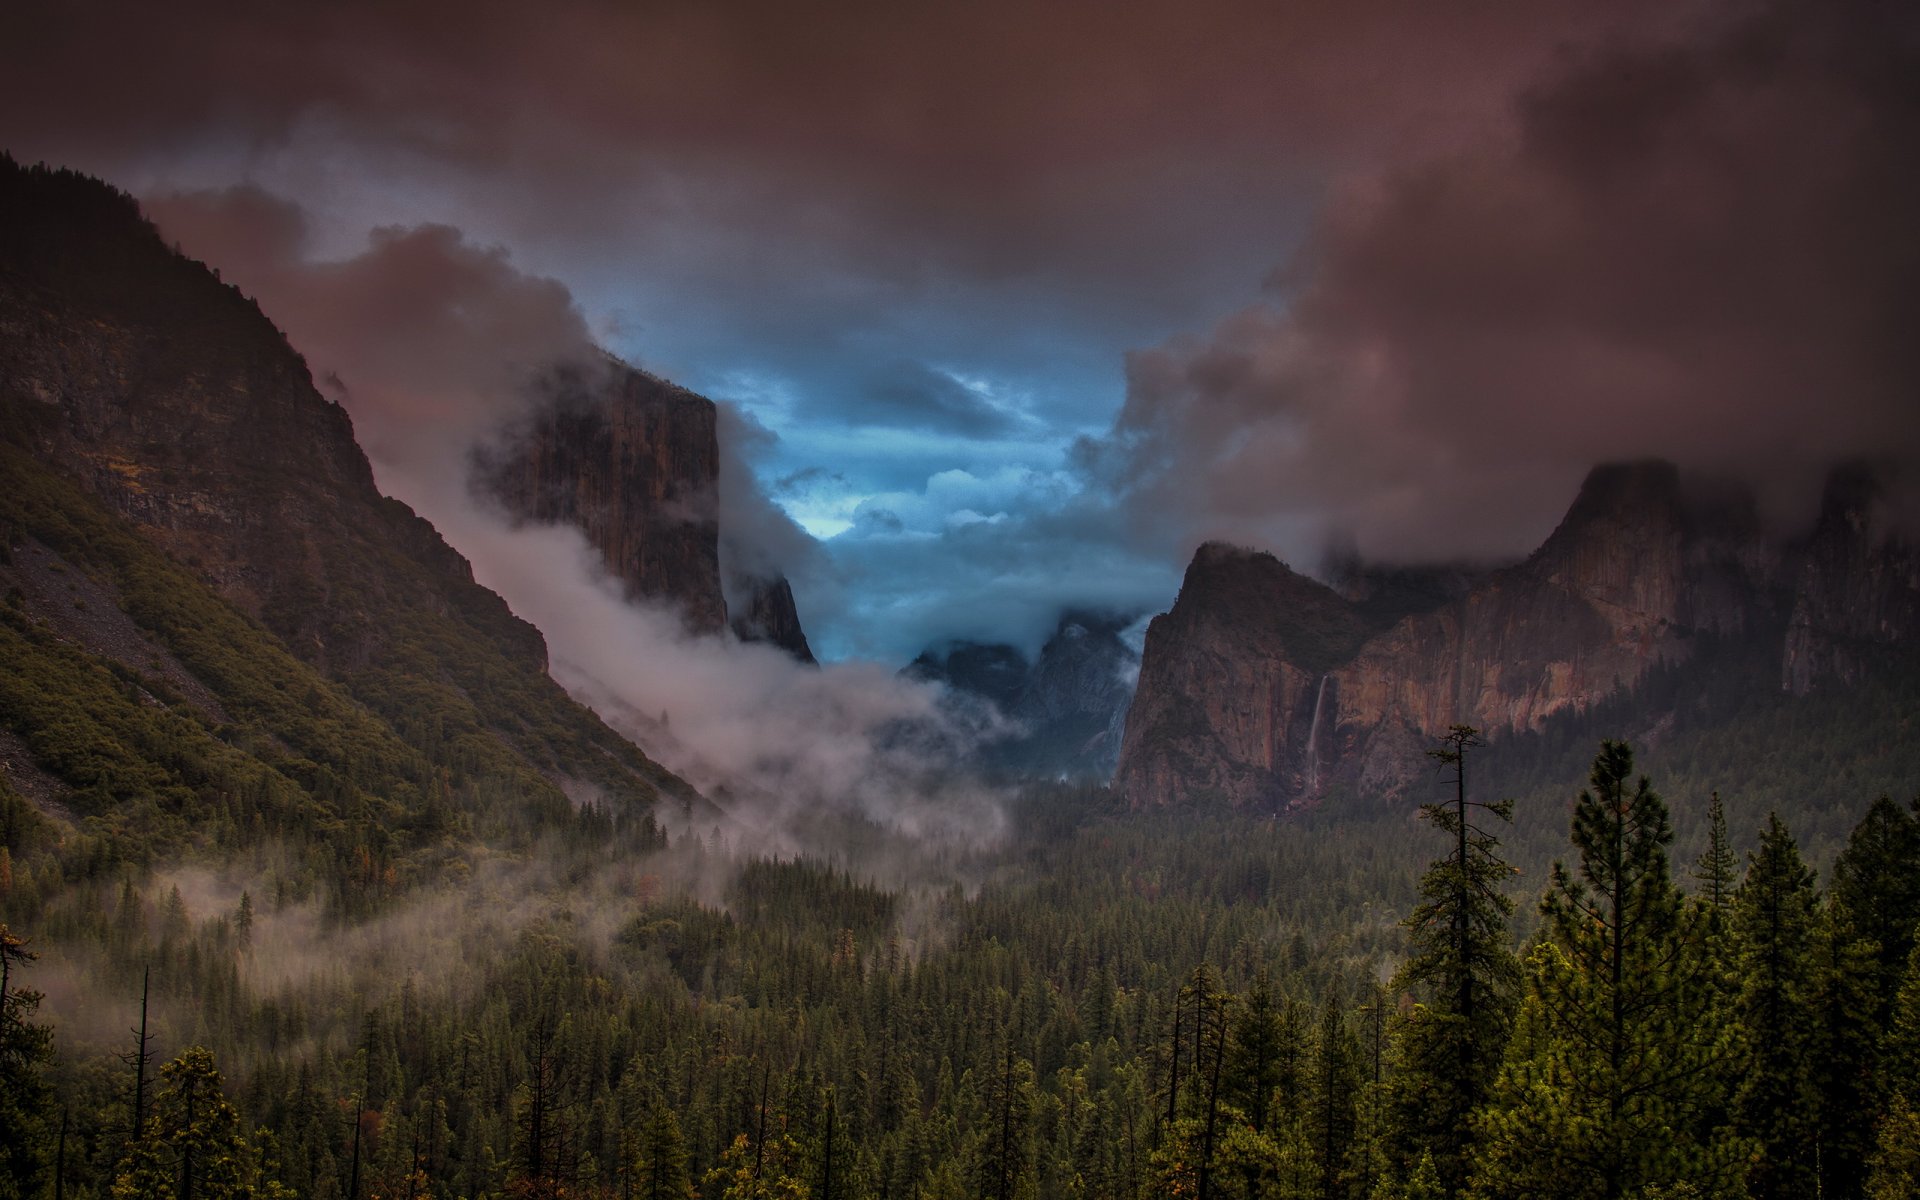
left=0, top=157, right=696, bottom=896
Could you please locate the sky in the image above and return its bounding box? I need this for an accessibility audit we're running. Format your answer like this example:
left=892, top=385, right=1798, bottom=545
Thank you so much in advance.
left=5, top=0, right=1918, bottom=663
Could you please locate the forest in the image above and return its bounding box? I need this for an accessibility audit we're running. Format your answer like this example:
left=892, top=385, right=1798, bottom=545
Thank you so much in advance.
left=4, top=730, right=1919, bottom=1200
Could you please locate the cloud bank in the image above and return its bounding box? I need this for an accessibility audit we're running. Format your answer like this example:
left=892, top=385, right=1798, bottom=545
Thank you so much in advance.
left=8, top=0, right=1919, bottom=657
left=147, top=187, right=1004, bottom=845
left=1094, top=0, right=1920, bottom=566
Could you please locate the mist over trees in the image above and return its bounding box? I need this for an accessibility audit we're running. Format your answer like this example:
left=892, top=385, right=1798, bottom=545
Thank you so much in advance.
left=5, top=732, right=1918, bottom=1199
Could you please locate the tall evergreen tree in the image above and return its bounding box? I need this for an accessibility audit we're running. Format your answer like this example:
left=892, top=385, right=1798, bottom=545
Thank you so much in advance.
left=1817, top=794, right=1920, bottom=1197
left=634, top=1102, right=694, bottom=1200
left=1305, top=987, right=1359, bottom=1200
left=1223, top=971, right=1287, bottom=1135
left=1731, top=813, right=1819, bottom=1200
left=970, top=1043, right=1035, bottom=1200
left=0, top=925, right=52, bottom=1200
left=1830, top=795, right=1920, bottom=998
left=1472, top=741, right=1744, bottom=1200
left=1388, top=724, right=1518, bottom=1195
left=1868, top=942, right=1920, bottom=1200
left=112, top=1047, right=262, bottom=1200
left=1690, top=791, right=1738, bottom=917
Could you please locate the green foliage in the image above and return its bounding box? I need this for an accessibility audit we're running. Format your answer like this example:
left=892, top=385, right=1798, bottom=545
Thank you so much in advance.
left=1730, top=814, right=1819, bottom=1199
left=633, top=1101, right=695, bottom=1200
left=1472, top=743, right=1746, bottom=1200
left=1388, top=725, right=1519, bottom=1195
left=113, top=1046, right=269, bottom=1200
left=703, top=1130, right=812, bottom=1200
left=0, top=925, right=53, bottom=1200
left=4, top=749, right=1913, bottom=1200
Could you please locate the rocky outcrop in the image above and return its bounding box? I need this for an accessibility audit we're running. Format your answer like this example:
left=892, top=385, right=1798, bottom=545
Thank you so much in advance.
left=478, top=357, right=817, bottom=661
left=728, top=572, right=816, bottom=664
left=1116, top=545, right=1434, bottom=809
left=1782, top=463, right=1920, bottom=693
left=480, top=359, right=729, bottom=634
left=908, top=610, right=1141, bottom=778
left=1117, top=460, right=1918, bottom=811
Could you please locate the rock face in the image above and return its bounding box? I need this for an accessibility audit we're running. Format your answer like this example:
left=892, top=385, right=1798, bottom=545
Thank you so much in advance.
left=728, top=573, right=816, bottom=664
left=480, top=360, right=729, bottom=633
left=1117, top=460, right=1920, bottom=811
left=908, top=610, right=1141, bottom=778
left=0, top=158, right=692, bottom=811
left=477, top=359, right=816, bottom=660
left=1782, top=464, right=1920, bottom=694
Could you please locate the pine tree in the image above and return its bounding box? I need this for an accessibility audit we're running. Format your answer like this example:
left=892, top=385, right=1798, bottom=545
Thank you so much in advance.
left=113, top=1047, right=260, bottom=1200
left=1730, top=813, right=1819, bottom=1200
left=970, top=1043, right=1035, bottom=1200
left=1868, top=943, right=1920, bottom=1199
left=1689, top=791, right=1738, bottom=916
left=1305, top=987, right=1359, bottom=1200
left=1472, top=741, right=1745, bottom=1200
left=1808, top=904, right=1882, bottom=1200
left=1388, top=725, right=1519, bottom=1195
left=0, top=925, right=53, bottom=1200
left=1223, top=971, right=1287, bottom=1134
left=1830, top=795, right=1920, bottom=999
left=1817, top=794, right=1920, bottom=1197
left=633, top=1103, right=693, bottom=1200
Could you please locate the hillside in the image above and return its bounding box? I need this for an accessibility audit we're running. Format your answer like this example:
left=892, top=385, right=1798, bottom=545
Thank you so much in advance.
left=0, top=157, right=697, bottom=907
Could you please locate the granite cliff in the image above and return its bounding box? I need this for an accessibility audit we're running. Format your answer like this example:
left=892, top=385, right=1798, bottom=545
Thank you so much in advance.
left=476, top=358, right=815, bottom=662
left=1116, top=460, right=1920, bottom=811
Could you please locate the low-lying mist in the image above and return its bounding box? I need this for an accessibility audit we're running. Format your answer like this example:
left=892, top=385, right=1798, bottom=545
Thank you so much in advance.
left=144, top=184, right=1017, bottom=862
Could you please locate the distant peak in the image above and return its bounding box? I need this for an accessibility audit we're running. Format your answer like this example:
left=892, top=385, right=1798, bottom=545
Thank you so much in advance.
left=1566, top=459, right=1683, bottom=521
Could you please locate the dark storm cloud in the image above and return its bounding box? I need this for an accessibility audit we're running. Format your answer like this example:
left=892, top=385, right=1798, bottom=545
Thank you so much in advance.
left=1098, top=0, right=1920, bottom=565
left=835, top=359, right=1020, bottom=436
left=0, top=0, right=1662, bottom=340
left=8, top=0, right=1907, bottom=656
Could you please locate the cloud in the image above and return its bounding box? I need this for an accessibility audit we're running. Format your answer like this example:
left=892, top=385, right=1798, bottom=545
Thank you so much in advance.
left=16, top=0, right=1913, bottom=657
left=144, top=187, right=1001, bottom=844
left=1093, top=0, right=1920, bottom=565
left=832, top=358, right=1021, bottom=436
left=825, top=464, right=1179, bottom=660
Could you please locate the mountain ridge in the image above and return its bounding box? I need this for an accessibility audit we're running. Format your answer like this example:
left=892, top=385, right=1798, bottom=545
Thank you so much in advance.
left=1116, top=458, right=1920, bottom=811
left=0, top=155, right=699, bottom=888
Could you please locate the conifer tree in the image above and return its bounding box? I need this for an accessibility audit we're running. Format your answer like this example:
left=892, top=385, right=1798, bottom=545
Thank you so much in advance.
left=1690, top=791, right=1738, bottom=916
left=1388, top=725, right=1518, bottom=1195
left=634, top=1103, right=693, bottom=1200
left=1868, top=942, right=1920, bottom=1200
left=970, top=1042, right=1036, bottom=1200
left=1306, top=987, right=1359, bottom=1200
left=1731, top=813, right=1819, bottom=1199
left=1472, top=741, right=1744, bottom=1200
left=1224, top=971, right=1286, bottom=1134
left=1817, top=794, right=1920, bottom=1196
left=112, top=1047, right=261, bottom=1200
left=0, top=925, right=52, bottom=1200
left=1808, top=903, right=1882, bottom=1200
left=1830, top=795, right=1920, bottom=999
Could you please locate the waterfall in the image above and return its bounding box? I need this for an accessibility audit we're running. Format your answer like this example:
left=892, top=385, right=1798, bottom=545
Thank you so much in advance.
left=1305, top=675, right=1330, bottom=793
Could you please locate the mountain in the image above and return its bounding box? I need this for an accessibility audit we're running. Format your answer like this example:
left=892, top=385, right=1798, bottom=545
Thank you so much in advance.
left=1116, top=459, right=1920, bottom=811
left=907, top=609, right=1140, bottom=778
left=475, top=357, right=815, bottom=662
left=0, top=157, right=696, bottom=895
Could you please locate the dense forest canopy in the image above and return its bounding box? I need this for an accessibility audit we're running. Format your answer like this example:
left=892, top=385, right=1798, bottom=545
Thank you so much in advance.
left=5, top=734, right=1918, bottom=1199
